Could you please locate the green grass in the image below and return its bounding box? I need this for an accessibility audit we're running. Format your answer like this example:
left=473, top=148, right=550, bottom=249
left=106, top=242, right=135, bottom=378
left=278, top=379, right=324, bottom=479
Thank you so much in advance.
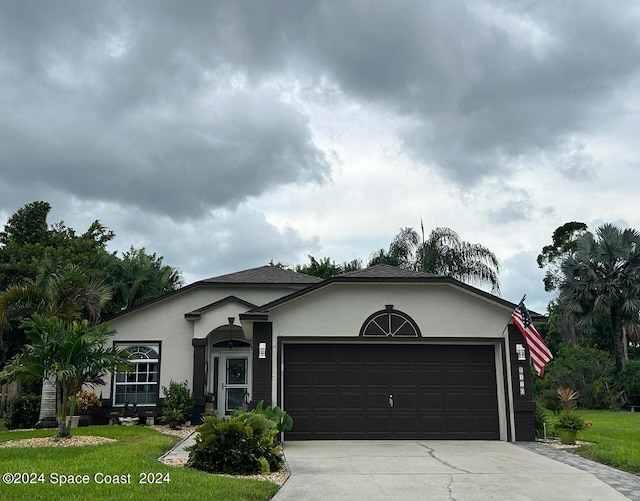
left=0, top=425, right=280, bottom=501
left=574, top=410, right=640, bottom=476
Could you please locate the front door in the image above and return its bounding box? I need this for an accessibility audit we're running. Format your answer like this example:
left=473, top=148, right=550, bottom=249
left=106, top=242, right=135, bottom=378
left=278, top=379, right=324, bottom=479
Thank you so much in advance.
left=219, top=352, right=251, bottom=415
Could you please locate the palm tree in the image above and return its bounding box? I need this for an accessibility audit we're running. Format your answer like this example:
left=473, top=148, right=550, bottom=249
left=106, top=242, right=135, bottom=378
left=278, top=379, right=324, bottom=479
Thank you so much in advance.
left=369, top=226, right=500, bottom=293
left=559, top=223, right=640, bottom=373
left=0, top=260, right=113, bottom=427
left=0, top=315, right=129, bottom=437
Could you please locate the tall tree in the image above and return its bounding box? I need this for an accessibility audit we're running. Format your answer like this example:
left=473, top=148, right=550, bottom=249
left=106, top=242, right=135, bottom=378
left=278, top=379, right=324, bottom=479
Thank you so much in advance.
left=537, top=221, right=588, bottom=292
left=0, top=201, right=50, bottom=246
left=0, top=261, right=113, bottom=427
left=105, top=247, right=183, bottom=312
left=0, top=315, right=129, bottom=437
left=0, top=201, right=116, bottom=291
left=559, top=223, right=640, bottom=373
left=369, top=226, right=500, bottom=293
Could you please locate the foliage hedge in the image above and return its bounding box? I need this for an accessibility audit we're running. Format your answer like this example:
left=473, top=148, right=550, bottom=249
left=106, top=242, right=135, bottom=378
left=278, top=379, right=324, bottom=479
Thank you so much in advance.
left=620, top=360, right=640, bottom=406
left=162, top=380, right=195, bottom=422
left=187, top=408, right=285, bottom=475
left=535, top=345, right=616, bottom=409
left=4, top=394, right=40, bottom=429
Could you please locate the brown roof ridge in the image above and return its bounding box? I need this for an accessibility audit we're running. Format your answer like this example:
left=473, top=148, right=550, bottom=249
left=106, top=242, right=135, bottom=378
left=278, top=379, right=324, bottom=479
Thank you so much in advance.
left=201, top=265, right=323, bottom=284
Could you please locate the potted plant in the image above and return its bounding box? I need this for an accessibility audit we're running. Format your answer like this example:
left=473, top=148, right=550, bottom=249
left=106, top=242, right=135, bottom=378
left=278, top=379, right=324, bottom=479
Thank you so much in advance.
left=69, top=390, right=102, bottom=427
left=161, top=409, right=184, bottom=430
left=204, top=393, right=215, bottom=414
left=555, top=387, right=585, bottom=444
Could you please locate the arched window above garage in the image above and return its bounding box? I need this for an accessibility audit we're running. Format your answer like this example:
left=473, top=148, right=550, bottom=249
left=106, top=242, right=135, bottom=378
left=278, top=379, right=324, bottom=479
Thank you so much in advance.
left=359, top=305, right=421, bottom=337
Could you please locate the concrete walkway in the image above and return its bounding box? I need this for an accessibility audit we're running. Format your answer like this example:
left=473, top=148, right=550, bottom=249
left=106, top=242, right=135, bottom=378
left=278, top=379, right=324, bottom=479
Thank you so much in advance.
left=158, top=431, right=197, bottom=463
left=272, top=441, right=638, bottom=501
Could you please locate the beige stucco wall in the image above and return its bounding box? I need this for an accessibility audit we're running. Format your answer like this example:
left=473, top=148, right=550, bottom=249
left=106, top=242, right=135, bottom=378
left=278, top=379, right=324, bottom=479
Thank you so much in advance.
left=267, top=282, right=516, bottom=440
left=268, top=283, right=513, bottom=338
left=102, top=285, right=297, bottom=401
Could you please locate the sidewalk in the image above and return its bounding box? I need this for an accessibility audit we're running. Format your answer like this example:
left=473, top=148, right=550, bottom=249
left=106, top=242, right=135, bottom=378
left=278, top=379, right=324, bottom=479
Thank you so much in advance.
left=158, top=431, right=198, bottom=464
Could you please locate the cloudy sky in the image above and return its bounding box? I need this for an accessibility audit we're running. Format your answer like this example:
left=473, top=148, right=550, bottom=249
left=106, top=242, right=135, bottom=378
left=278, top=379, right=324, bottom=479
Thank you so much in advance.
left=2, top=1, right=639, bottom=313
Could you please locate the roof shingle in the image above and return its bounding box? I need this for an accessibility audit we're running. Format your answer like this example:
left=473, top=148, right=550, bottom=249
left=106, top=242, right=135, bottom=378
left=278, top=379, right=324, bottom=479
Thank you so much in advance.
left=202, top=265, right=323, bottom=285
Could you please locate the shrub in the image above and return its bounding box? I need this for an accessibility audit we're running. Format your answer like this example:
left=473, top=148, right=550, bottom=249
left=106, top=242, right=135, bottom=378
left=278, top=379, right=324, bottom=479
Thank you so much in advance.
left=535, top=346, right=615, bottom=409
left=620, top=360, right=640, bottom=407
left=534, top=405, right=548, bottom=437
left=187, top=414, right=283, bottom=475
left=161, top=409, right=184, bottom=430
left=162, top=380, right=195, bottom=422
left=4, top=394, right=40, bottom=430
left=556, top=409, right=585, bottom=431
left=248, top=401, right=293, bottom=434
left=71, top=390, right=102, bottom=414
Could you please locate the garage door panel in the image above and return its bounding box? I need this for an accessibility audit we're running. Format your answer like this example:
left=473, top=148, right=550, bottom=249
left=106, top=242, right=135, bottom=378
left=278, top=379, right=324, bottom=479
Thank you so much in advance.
left=419, top=393, right=445, bottom=410
left=416, top=369, right=444, bottom=385
left=312, top=369, right=337, bottom=386
left=444, top=369, right=468, bottom=386
left=472, top=371, right=496, bottom=386
left=472, top=393, right=498, bottom=410
left=339, top=392, right=364, bottom=409
left=286, top=368, right=311, bottom=385
left=446, top=393, right=472, bottom=410
left=365, top=391, right=390, bottom=409
left=283, top=343, right=499, bottom=440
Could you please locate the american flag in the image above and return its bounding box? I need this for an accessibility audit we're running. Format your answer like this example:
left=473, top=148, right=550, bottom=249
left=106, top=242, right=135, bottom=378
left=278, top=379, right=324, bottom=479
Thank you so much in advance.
left=511, top=301, right=553, bottom=376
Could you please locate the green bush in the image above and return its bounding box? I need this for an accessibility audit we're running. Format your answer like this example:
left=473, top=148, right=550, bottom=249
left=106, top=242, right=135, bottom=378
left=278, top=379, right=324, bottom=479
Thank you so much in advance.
left=4, top=394, right=40, bottom=430
left=248, top=401, right=293, bottom=434
left=534, top=405, right=548, bottom=437
left=535, top=345, right=615, bottom=409
left=186, top=414, right=283, bottom=475
left=556, top=409, right=585, bottom=431
left=620, top=360, right=640, bottom=406
left=161, top=409, right=184, bottom=429
left=162, top=380, right=195, bottom=422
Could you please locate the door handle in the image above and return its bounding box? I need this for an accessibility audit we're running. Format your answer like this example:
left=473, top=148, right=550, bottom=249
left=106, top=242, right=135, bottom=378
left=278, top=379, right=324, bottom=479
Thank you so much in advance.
left=389, top=394, right=394, bottom=408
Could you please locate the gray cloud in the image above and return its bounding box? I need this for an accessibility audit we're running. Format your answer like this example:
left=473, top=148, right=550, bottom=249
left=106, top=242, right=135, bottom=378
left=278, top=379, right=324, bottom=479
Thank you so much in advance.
left=1, top=0, right=640, bottom=301
left=2, top=0, right=639, bottom=207
left=0, top=1, right=331, bottom=220
left=501, top=251, right=553, bottom=314
left=109, top=204, right=321, bottom=282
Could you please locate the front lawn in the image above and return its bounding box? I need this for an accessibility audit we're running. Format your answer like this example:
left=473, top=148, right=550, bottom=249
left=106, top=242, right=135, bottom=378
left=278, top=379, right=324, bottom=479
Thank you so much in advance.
left=0, top=425, right=279, bottom=501
left=575, top=410, right=640, bottom=476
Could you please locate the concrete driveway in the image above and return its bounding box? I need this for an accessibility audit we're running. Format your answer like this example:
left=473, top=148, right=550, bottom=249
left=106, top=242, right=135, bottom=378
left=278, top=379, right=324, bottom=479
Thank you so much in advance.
left=272, top=441, right=629, bottom=501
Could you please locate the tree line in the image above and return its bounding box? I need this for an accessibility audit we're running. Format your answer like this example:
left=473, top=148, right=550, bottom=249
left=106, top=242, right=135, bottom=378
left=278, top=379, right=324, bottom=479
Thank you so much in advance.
left=536, top=221, right=640, bottom=409
left=283, top=226, right=501, bottom=293
left=0, top=201, right=182, bottom=368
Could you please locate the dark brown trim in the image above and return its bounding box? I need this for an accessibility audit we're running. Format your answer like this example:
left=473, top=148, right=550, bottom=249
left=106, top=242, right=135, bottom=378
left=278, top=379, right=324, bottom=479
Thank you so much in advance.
left=244, top=275, right=546, bottom=319
left=250, top=322, right=273, bottom=408
left=508, top=324, right=536, bottom=441
left=277, top=336, right=283, bottom=408
left=110, top=340, right=162, bottom=407
left=500, top=335, right=512, bottom=442
left=106, top=281, right=312, bottom=322
left=278, top=335, right=504, bottom=345
left=192, top=338, right=208, bottom=422
left=359, top=306, right=422, bottom=337
left=185, top=295, right=258, bottom=320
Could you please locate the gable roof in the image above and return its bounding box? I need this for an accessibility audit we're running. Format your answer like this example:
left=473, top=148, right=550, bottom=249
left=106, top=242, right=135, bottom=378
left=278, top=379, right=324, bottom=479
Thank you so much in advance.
left=240, top=264, right=545, bottom=321
left=201, top=265, right=323, bottom=285
left=107, top=265, right=321, bottom=320
left=184, top=295, right=258, bottom=320
left=339, top=264, right=439, bottom=279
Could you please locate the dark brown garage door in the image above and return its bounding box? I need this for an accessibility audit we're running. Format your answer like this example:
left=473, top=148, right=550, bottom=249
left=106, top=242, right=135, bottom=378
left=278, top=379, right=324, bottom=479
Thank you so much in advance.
left=283, top=343, right=499, bottom=440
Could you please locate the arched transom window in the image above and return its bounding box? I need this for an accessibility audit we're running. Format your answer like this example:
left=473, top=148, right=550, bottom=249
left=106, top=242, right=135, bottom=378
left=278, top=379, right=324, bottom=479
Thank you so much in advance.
left=114, top=344, right=160, bottom=405
left=359, top=305, right=421, bottom=338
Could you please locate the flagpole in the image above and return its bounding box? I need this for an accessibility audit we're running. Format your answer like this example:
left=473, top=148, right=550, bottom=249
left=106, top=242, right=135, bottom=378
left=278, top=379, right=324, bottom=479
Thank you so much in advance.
left=500, top=294, right=526, bottom=337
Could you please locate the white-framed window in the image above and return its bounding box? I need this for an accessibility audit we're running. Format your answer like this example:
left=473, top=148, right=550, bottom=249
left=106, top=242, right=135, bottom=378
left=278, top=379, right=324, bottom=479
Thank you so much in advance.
left=114, top=344, right=160, bottom=406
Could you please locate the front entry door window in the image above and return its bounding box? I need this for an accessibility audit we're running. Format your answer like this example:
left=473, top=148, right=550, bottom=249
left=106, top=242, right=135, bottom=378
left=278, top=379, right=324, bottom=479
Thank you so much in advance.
left=221, top=353, right=250, bottom=415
